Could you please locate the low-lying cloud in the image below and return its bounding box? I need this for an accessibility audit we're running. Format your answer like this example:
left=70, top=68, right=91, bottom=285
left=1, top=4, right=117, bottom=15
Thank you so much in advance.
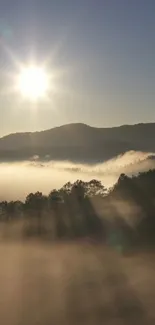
left=0, top=150, right=155, bottom=201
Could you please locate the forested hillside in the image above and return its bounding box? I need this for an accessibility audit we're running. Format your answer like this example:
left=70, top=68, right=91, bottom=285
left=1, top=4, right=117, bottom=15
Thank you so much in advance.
left=1, top=169, right=155, bottom=250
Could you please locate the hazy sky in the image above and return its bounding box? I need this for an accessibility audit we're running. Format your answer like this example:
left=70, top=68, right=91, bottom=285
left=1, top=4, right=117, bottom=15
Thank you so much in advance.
left=0, top=0, right=155, bottom=136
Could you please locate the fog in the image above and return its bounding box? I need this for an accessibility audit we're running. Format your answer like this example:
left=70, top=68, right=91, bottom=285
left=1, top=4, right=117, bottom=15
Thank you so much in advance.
left=0, top=151, right=154, bottom=325
left=0, top=242, right=154, bottom=325
left=0, top=150, right=155, bottom=201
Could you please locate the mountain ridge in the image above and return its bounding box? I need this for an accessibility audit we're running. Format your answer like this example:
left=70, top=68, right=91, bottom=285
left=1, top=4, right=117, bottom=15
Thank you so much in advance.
left=1, top=121, right=155, bottom=139
left=0, top=122, right=155, bottom=163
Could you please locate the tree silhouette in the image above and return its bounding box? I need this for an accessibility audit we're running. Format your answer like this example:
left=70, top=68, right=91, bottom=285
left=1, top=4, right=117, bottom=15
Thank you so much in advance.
left=48, top=190, right=65, bottom=239
left=25, top=192, right=47, bottom=235
left=0, top=171, right=155, bottom=248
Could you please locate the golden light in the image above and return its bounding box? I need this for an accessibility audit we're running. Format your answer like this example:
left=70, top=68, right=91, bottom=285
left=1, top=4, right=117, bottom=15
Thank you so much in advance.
left=17, top=66, right=49, bottom=101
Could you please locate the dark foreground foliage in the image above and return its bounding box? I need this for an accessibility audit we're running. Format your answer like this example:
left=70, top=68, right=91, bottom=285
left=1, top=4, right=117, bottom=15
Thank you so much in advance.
left=0, top=171, right=155, bottom=248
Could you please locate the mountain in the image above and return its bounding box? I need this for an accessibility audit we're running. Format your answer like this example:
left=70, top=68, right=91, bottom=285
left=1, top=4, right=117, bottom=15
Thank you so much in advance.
left=0, top=122, right=155, bottom=163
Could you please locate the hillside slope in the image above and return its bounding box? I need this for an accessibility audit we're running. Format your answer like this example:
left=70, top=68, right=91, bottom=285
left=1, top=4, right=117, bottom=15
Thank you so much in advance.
left=0, top=122, right=154, bottom=162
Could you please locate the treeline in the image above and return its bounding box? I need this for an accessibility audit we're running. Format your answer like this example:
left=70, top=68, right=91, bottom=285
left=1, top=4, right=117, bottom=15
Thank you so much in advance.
left=0, top=180, right=106, bottom=240
left=1, top=171, right=155, bottom=249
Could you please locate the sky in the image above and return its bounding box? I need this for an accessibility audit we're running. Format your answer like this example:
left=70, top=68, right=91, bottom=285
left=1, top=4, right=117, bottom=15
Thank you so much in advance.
left=0, top=0, right=155, bottom=136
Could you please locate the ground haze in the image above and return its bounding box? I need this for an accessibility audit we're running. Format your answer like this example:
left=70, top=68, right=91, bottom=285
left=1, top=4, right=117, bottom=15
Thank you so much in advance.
left=0, top=241, right=154, bottom=325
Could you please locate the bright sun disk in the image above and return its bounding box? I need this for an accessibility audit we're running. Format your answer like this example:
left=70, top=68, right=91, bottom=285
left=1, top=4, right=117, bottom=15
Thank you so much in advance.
left=17, top=66, right=49, bottom=100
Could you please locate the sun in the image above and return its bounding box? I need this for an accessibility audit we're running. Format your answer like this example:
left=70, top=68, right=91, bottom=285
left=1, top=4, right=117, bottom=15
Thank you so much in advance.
left=17, top=66, right=49, bottom=101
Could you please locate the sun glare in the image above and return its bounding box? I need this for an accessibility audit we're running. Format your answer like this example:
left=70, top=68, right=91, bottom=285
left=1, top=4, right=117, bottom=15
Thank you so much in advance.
left=17, top=66, right=49, bottom=101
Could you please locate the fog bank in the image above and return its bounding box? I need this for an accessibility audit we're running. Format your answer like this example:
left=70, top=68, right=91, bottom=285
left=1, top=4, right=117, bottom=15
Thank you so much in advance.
left=0, top=150, right=154, bottom=200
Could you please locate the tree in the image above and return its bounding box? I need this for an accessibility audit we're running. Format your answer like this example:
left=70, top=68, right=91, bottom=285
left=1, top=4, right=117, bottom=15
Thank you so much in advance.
left=48, top=190, right=65, bottom=238
left=0, top=201, right=8, bottom=221
left=84, top=179, right=106, bottom=197
left=25, top=192, right=47, bottom=235
left=61, top=179, right=106, bottom=198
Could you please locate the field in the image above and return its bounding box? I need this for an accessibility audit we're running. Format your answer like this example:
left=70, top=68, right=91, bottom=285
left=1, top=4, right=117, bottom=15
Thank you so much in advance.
left=0, top=241, right=155, bottom=325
